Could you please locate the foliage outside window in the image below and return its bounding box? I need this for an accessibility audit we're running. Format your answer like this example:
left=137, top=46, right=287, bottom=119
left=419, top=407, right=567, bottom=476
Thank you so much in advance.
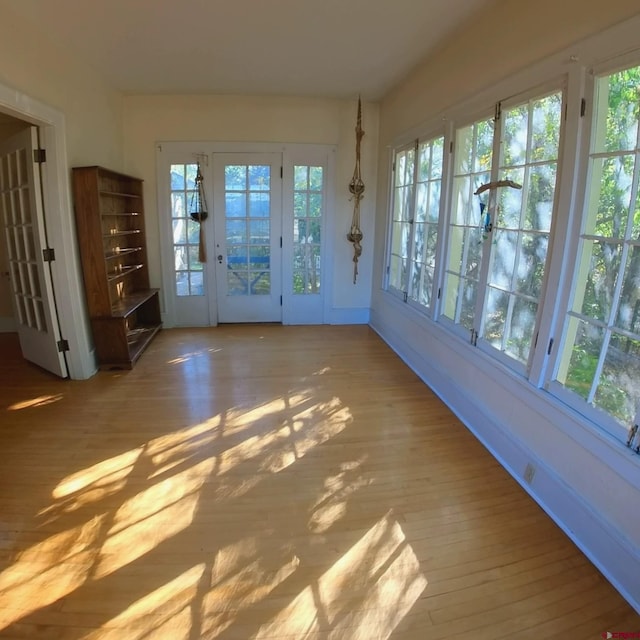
left=483, top=93, right=562, bottom=365
left=443, top=118, right=493, bottom=330
left=553, top=65, right=640, bottom=429
left=443, top=91, right=562, bottom=372
left=388, top=137, right=444, bottom=313
left=224, top=164, right=271, bottom=296
left=293, top=166, right=323, bottom=294
left=170, top=164, right=204, bottom=296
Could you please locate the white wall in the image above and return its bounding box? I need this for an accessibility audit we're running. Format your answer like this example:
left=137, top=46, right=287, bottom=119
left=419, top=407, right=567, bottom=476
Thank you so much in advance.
left=0, top=5, right=127, bottom=376
left=371, top=0, right=640, bottom=612
left=122, top=94, right=378, bottom=322
left=0, top=5, right=124, bottom=168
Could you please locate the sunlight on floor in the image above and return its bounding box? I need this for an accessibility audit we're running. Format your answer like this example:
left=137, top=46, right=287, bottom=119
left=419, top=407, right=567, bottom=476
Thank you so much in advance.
left=0, top=516, right=106, bottom=626
left=253, top=513, right=428, bottom=640
left=308, top=456, right=371, bottom=533
left=7, top=394, right=64, bottom=411
left=53, top=448, right=145, bottom=500
left=95, top=457, right=216, bottom=579
left=82, top=564, right=206, bottom=640
left=80, top=514, right=425, bottom=640
left=0, top=388, right=379, bottom=638
left=166, top=348, right=223, bottom=365
left=216, top=396, right=351, bottom=476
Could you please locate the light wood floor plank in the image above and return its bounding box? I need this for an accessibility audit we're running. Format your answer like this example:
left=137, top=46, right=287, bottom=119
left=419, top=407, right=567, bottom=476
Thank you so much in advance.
left=0, top=326, right=637, bottom=639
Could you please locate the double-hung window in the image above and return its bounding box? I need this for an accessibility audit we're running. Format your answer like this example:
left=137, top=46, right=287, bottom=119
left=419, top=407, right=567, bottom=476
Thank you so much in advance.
left=387, top=135, right=445, bottom=314
left=442, top=88, right=564, bottom=374
left=551, top=63, right=640, bottom=442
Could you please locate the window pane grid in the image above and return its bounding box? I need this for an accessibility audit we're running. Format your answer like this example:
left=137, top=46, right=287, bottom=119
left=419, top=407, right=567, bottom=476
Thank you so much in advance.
left=293, top=165, right=322, bottom=295
left=224, top=165, right=272, bottom=297
left=170, top=163, right=203, bottom=296
left=389, top=147, right=415, bottom=292
left=555, top=65, right=640, bottom=428
left=479, top=92, right=561, bottom=365
left=408, top=138, right=443, bottom=308
left=444, top=119, right=493, bottom=329
left=389, top=139, right=443, bottom=311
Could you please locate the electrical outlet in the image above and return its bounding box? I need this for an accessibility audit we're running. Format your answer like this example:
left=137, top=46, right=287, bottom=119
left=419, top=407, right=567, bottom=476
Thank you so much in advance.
left=524, top=463, right=536, bottom=485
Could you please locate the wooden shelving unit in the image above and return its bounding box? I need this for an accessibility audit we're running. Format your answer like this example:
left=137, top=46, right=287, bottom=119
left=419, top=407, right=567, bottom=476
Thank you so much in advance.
left=72, top=166, right=161, bottom=369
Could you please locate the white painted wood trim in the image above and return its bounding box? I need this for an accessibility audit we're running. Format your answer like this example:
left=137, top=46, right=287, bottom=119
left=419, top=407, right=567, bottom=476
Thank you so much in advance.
left=0, top=82, right=95, bottom=379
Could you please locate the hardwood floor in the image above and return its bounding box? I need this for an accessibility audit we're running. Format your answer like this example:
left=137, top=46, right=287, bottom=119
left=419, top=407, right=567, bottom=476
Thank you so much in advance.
left=0, top=325, right=637, bottom=639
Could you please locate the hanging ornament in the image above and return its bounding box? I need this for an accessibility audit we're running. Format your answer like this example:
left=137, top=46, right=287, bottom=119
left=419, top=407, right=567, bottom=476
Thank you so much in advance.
left=347, top=96, right=365, bottom=284
left=189, top=161, right=208, bottom=262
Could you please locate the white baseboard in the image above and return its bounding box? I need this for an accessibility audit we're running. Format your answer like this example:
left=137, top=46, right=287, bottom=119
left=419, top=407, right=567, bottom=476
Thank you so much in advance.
left=370, top=309, right=640, bottom=614
left=326, top=307, right=370, bottom=325
left=0, top=316, right=16, bottom=332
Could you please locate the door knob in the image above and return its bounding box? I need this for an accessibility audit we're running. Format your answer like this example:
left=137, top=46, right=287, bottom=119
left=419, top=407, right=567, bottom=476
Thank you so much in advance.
left=217, top=254, right=224, bottom=264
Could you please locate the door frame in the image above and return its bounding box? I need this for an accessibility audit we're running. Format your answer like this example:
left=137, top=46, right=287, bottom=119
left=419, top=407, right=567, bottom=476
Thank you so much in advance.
left=0, top=81, right=95, bottom=379
left=0, top=127, right=68, bottom=377
left=156, top=141, right=336, bottom=327
left=213, top=151, right=283, bottom=324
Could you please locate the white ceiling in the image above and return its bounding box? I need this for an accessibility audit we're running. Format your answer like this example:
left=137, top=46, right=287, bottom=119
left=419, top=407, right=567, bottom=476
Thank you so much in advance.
left=6, top=0, right=492, bottom=100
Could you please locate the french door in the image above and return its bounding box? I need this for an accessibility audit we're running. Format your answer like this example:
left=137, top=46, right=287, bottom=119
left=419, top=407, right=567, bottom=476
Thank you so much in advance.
left=160, top=143, right=332, bottom=327
left=213, top=153, right=282, bottom=323
left=0, top=127, right=68, bottom=377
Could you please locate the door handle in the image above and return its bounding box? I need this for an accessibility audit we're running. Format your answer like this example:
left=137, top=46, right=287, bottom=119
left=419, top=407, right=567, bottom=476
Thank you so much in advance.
left=217, top=254, right=224, bottom=264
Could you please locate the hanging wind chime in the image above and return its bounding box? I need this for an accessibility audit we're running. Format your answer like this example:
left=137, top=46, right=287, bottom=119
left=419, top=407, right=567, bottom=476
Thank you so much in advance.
left=347, top=97, right=365, bottom=284
left=189, top=161, right=208, bottom=263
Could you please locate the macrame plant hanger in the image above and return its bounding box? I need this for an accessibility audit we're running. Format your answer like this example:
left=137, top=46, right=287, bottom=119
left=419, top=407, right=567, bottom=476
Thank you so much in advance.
left=347, top=96, right=365, bottom=284
left=189, top=159, right=209, bottom=263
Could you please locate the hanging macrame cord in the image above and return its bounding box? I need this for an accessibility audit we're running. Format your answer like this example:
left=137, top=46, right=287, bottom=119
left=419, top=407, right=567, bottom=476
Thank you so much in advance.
left=347, top=97, right=365, bottom=284
left=189, top=161, right=209, bottom=263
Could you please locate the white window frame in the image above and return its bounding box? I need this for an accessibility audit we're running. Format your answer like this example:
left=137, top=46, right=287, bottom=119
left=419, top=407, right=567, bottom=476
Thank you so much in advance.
left=438, top=104, right=498, bottom=345
left=381, top=17, right=640, bottom=460
left=384, top=128, right=448, bottom=319
left=282, top=145, right=336, bottom=325
left=477, top=82, right=568, bottom=378
left=546, top=52, right=640, bottom=444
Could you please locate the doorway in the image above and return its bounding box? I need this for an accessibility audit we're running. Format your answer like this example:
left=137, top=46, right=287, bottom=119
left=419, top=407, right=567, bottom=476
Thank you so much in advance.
left=0, top=125, right=68, bottom=377
left=0, top=82, right=94, bottom=379
left=157, top=143, right=335, bottom=328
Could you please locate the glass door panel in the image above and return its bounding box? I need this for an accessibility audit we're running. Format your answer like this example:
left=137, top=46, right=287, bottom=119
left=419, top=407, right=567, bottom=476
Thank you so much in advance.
left=213, top=153, right=282, bottom=323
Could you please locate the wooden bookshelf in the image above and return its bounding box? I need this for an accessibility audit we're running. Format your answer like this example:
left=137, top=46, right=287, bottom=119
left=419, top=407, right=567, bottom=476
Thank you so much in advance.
left=72, top=166, right=161, bottom=369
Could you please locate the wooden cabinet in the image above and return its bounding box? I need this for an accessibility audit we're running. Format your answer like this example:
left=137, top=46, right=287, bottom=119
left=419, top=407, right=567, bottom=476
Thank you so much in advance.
left=72, top=166, right=161, bottom=369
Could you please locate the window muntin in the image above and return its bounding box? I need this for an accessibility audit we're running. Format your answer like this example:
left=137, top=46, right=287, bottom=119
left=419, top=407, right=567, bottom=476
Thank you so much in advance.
left=223, top=164, right=272, bottom=296
left=388, top=137, right=444, bottom=313
left=410, top=138, right=444, bottom=308
left=293, top=165, right=323, bottom=294
left=389, top=145, right=415, bottom=293
left=443, top=117, right=494, bottom=331
left=441, top=89, right=563, bottom=373
left=170, top=163, right=204, bottom=297
left=553, top=65, right=640, bottom=430
left=482, top=93, right=562, bottom=365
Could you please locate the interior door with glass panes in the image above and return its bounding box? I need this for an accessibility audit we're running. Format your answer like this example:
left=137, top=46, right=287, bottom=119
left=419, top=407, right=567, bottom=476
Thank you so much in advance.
left=0, top=127, right=68, bottom=377
left=213, top=153, right=282, bottom=323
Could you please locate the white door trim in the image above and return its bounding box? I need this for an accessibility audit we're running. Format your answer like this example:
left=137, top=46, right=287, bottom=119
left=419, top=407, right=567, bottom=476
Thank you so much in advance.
left=0, top=82, right=95, bottom=379
left=0, top=127, right=68, bottom=376
left=157, top=141, right=336, bottom=327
